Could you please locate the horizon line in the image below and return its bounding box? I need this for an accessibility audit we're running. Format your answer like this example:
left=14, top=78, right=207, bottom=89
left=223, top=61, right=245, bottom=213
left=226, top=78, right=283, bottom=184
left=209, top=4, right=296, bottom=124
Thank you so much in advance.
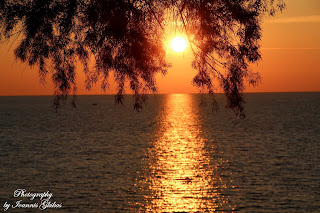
left=1, top=91, right=320, bottom=97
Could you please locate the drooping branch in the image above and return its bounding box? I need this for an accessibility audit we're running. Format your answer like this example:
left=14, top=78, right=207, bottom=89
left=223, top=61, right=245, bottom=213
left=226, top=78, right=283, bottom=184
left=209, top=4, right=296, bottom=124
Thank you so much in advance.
left=0, top=0, right=285, bottom=115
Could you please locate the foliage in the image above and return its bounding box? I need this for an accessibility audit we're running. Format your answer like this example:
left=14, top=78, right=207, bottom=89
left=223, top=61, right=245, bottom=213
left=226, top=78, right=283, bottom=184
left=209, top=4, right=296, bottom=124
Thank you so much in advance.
left=0, top=0, right=285, bottom=116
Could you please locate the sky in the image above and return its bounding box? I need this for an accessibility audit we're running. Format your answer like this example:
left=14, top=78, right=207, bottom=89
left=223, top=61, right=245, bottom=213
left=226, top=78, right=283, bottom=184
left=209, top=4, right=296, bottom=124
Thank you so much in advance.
left=0, top=0, right=319, bottom=96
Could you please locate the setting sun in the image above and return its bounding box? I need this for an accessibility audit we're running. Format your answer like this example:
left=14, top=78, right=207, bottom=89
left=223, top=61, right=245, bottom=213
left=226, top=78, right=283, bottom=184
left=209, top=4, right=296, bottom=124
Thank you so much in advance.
left=170, top=36, right=187, bottom=52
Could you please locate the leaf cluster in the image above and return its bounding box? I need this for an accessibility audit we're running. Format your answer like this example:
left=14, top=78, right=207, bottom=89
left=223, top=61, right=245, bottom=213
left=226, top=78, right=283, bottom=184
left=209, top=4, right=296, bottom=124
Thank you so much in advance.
left=0, top=0, right=285, bottom=115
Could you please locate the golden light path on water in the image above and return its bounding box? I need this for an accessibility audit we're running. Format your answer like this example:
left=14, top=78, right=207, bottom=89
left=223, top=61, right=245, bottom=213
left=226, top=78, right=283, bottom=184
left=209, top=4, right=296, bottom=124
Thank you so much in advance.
left=136, top=94, right=235, bottom=212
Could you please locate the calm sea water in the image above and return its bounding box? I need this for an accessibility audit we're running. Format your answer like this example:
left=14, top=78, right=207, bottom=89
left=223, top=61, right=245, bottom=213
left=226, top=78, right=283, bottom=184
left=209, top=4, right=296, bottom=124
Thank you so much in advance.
left=0, top=93, right=319, bottom=212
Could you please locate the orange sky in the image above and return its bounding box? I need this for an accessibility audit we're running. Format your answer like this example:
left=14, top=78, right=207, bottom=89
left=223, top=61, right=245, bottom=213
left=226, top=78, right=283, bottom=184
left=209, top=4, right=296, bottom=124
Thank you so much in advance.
left=0, top=0, right=319, bottom=96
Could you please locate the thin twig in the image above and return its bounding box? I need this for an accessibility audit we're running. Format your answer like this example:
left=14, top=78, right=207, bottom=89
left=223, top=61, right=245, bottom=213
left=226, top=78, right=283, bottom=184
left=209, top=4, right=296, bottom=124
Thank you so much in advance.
left=144, top=0, right=164, bottom=30
left=178, top=6, right=226, bottom=81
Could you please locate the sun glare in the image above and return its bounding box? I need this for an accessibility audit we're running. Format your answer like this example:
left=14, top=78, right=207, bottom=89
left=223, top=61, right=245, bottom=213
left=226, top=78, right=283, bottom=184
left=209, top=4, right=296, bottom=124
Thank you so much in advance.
left=170, top=36, right=187, bottom=52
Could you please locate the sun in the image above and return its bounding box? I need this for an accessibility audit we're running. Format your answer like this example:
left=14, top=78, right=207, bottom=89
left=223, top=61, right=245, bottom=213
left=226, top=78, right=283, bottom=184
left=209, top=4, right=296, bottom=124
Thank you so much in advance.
left=170, top=36, right=187, bottom=52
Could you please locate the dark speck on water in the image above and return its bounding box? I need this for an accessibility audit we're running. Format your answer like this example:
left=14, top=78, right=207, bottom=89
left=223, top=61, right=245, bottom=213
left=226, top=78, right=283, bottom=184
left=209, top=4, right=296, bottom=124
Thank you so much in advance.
left=0, top=93, right=319, bottom=212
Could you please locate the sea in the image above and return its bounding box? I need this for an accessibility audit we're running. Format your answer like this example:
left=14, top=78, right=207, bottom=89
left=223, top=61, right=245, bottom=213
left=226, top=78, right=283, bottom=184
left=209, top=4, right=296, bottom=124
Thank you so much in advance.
left=0, top=93, right=319, bottom=212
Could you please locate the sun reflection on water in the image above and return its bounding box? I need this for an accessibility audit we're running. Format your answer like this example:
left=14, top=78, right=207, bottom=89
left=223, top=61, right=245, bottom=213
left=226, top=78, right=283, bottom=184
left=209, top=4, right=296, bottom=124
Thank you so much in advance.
left=136, top=94, right=235, bottom=212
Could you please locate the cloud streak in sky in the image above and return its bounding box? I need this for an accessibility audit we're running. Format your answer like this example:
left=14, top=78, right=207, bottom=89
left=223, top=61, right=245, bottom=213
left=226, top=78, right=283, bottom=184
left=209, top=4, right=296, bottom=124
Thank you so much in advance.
left=262, top=48, right=320, bottom=50
left=266, top=15, right=320, bottom=23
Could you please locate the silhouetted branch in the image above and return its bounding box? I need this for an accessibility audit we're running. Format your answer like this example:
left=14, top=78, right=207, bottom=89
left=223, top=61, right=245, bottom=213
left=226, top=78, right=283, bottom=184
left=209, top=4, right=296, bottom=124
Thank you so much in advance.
left=0, top=0, right=285, bottom=116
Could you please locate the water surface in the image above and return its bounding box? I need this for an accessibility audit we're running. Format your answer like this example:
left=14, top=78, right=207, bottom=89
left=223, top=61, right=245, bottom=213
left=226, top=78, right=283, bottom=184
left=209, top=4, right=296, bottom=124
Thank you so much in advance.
left=0, top=93, right=319, bottom=212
